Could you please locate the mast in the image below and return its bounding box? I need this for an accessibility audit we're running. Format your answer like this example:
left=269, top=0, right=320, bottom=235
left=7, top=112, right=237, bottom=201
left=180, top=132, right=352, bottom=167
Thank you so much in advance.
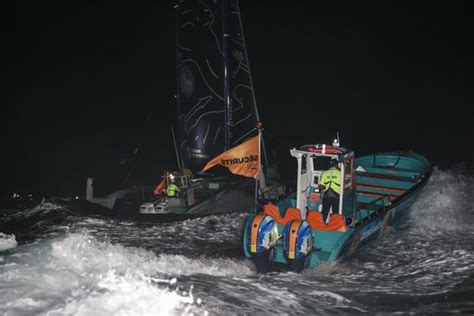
left=174, top=2, right=184, bottom=169
left=234, top=0, right=268, bottom=166
left=222, top=0, right=232, bottom=150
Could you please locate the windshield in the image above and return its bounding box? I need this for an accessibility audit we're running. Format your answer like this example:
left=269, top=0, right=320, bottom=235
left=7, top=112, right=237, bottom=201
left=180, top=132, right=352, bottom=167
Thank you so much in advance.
left=312, top=156, right=332, bottom=171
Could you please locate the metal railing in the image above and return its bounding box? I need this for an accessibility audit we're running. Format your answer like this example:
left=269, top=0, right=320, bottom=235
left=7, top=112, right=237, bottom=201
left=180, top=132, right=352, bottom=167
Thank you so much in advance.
left=354, top=196, right=389, bottom=223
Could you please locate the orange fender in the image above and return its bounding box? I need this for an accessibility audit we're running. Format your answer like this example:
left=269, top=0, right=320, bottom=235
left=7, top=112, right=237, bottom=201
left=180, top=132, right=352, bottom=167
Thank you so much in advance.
left=307, top=211, right=347, bottom=232
left=263, top=204, right=301, bottom=225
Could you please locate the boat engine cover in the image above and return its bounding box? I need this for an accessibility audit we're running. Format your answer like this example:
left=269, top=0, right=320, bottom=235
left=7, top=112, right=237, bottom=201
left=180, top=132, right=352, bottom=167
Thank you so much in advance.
left=284, top=220, right=313, bottom=261
left=245, top=214, right=278, bottom=255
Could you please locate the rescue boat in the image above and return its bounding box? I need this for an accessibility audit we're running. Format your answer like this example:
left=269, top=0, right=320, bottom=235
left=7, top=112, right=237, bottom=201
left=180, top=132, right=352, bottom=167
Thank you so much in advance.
left=243, top=141, right=432, bottom=272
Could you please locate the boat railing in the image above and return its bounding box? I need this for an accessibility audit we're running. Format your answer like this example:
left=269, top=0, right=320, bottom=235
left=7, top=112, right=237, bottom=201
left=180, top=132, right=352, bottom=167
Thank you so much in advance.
left=354, top=196, right=389, bottom=224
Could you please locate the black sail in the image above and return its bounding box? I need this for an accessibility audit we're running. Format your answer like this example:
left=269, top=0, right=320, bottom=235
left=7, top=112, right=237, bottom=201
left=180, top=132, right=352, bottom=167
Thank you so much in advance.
left=176, top=0, right=259, bottom=172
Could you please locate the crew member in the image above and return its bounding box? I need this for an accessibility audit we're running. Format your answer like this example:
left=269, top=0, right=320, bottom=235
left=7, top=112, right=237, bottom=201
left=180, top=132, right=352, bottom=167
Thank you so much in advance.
left=320, top=159, right=341, bottom=224
left=167, top=180, right=180, bottom=198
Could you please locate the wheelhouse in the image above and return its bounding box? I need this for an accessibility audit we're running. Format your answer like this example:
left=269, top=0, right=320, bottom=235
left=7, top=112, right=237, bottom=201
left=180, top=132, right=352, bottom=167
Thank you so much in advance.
left=290, top=144, right=355, bottom=219
left=166, top=172, right=190, bottom=190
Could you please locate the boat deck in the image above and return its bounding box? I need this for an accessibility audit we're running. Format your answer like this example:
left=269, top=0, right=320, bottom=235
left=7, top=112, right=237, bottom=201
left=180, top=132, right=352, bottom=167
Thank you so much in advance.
left=353, top=159, right=426, bottom=224
left=312, top=158, right=428, bottom=258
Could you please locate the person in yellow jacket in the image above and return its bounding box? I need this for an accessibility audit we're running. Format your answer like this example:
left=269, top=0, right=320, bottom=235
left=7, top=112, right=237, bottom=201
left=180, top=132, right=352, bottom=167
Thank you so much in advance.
left=319, top=159, right=341, bottom=224
left=166, top=181, right=180, bottom=198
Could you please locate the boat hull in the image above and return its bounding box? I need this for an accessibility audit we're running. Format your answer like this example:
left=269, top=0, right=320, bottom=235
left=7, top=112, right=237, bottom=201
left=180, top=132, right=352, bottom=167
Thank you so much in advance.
left=335, top=183, right=426, bottom=262
left=243, top=151, right=432, bottom=271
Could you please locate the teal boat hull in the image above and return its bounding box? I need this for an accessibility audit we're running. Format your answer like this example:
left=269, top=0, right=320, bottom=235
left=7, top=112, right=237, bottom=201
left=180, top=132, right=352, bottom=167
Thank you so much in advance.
left=243, top=151, right=431, bottom=271
left=334, top=152, right=431, bottom=261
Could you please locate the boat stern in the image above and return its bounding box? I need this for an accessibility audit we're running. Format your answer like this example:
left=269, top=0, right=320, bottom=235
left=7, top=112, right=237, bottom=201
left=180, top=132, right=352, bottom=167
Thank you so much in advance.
left=139, top=200, right=169, bottom=214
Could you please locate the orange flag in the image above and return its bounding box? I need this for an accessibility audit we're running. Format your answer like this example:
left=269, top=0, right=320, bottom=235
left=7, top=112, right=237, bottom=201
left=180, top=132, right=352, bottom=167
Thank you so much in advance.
left=153, top=178, right=166, bottom=195
left=202, top=135, right=260, bottom=179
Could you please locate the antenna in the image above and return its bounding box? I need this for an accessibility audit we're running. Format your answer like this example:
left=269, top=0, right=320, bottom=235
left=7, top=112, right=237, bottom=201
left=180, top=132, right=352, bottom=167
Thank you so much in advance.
left=333, top=132, right=340, bottom=147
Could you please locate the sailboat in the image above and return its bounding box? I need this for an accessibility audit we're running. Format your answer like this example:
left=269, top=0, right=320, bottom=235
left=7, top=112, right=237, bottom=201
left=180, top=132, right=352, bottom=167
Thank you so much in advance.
left=85, top=0, right=285, bottom=216
left=139, top=0, right=286, bottom=215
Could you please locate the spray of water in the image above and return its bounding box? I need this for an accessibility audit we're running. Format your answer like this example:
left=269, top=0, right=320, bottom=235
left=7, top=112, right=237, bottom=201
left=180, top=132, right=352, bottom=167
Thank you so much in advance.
left=0, top=233, right=17, bottom=251
left=409, top=167, right=474, bottom=232
left=0, top=232, right=222, bottom=315
left=1, top=168, right=472, bottom=314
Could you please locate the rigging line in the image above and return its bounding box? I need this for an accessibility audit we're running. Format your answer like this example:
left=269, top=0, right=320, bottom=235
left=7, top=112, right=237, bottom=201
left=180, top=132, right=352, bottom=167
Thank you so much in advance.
left=235, top=0, right=260, bottom=124
left=262, top=128, right=292, bottom=148
left=123, top=110, right=153, bottom=187
left=171, top=124, right=182, bottom=170
left=234, top=0, right=267, bottom=166
left=232, top=127, right=256, bottom=145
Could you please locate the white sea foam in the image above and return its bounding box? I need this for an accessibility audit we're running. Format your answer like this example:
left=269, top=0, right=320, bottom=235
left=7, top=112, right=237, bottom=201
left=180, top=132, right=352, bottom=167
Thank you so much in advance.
left=1, top=168, right=472, bottom=314
left=0, top=233, right=17, bottom=251
left=32, top=200, right=64, bottom=212
left=308, top=290, right=352, bottom=303
left=410, top=168, right=474, bottom=232
left=49, top=232, right=253, bottom=277
left=9, top=200, right=65, bottom=220
left=0, top=231, right=253, bottom=315
left=45, top=270, right=196, bottom=316
left=153, top=253, right=254, bottom=276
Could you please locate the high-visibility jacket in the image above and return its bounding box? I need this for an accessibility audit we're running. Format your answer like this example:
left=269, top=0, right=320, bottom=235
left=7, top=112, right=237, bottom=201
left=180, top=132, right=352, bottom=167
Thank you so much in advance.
left=167, top=183, right=180, bottom=197
left=321, top=167, right=341, bottom=194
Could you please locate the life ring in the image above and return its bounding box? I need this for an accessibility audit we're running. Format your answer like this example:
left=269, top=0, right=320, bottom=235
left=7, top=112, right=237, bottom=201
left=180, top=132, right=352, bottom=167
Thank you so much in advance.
left=302, top=144, right=343, bottom=155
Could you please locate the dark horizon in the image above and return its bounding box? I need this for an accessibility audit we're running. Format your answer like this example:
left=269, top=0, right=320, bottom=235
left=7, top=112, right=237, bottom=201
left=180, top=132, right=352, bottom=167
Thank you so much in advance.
left=1, top=1, right=473, bottom=199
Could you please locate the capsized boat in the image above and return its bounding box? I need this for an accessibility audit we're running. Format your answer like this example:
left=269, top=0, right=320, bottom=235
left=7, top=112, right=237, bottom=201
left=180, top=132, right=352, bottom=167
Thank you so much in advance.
left=139, top=0, right=286, bottom=215
left=139, top=170, right=254, bottom=215
left=243, top=141, right=431, bottom=272
left=85, top=0, right=286, bottom=217
left=140, top=131, right=286, bottom=215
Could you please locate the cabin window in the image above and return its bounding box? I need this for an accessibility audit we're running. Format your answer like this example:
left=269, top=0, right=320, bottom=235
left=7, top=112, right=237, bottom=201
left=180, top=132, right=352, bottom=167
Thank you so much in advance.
left=312, top=156, right=332, bottom=171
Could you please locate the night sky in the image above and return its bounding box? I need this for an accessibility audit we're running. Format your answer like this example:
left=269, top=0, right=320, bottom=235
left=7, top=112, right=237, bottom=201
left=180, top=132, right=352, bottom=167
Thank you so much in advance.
left=2, top=1, right=473, bottom=199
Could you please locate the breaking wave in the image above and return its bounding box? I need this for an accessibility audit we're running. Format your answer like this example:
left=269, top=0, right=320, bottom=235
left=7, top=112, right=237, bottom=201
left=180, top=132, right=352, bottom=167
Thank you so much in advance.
left=0, top=167, right=472, bottom=314
left=409, top=167, right=474, bottom=232
left=0, top=231, right=252, bottom=315
left=0, top=233, right=17, bottom=252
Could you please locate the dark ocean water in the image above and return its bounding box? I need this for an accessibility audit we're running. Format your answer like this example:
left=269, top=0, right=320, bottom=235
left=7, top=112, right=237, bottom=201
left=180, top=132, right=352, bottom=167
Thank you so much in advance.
left=1, top=168, right=473, bottom=315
